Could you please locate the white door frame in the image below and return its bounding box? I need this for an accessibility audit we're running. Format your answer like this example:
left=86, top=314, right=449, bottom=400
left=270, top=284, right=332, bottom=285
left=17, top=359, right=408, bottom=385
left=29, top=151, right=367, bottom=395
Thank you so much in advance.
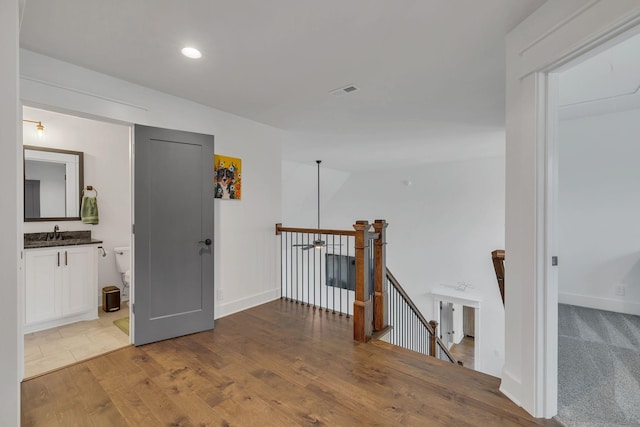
left=505, top=2, right=640, bottom=418
left=18, top=104, right=134, bottom=380
left=514, top=15, right=640, bottom=420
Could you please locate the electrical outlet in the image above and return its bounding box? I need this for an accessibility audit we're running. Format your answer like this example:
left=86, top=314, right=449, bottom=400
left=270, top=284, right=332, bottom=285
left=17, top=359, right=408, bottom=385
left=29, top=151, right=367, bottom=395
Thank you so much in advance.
left=216, top=289, right=224, bottom=301
left=615, top=285, right=625, bottom=297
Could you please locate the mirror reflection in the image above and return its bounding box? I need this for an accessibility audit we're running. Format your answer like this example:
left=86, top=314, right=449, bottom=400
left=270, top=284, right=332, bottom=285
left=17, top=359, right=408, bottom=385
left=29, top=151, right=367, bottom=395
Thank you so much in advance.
left=24, top=146, right=84, bottom=221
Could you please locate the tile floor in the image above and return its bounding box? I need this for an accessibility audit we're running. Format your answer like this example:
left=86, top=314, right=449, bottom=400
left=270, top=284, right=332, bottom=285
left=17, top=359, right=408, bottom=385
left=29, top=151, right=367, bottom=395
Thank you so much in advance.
left=24, top=302, right=130, bottom=379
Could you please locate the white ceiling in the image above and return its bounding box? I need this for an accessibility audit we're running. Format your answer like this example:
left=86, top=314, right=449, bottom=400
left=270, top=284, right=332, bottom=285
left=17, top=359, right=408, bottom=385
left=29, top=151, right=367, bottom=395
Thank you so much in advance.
left=20, top=0, right=546, bottom=171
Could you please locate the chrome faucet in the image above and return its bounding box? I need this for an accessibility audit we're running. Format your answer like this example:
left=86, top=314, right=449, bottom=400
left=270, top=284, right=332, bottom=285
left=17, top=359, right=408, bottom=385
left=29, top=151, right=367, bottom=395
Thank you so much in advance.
left=50, top=225, right=61, bottom=240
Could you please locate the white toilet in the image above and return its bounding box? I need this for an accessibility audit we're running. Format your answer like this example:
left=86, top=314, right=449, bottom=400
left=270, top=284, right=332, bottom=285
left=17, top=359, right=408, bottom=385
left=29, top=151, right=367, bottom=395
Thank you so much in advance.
left=114, top=246, right=131, bottom=298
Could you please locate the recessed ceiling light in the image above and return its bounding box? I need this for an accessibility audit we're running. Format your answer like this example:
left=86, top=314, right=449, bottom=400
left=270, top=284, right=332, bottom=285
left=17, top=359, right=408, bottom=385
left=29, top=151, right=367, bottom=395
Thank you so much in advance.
left=181, top=47, right=202, bottom=59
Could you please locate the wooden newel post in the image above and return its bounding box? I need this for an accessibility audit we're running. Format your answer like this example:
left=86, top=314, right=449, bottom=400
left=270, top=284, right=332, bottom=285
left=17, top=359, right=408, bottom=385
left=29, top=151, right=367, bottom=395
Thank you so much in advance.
left=429, top=320, right=438, bottom=357
left=353, top=220, right=373, bottom=342
left=372, top=219, right=388, bottom=332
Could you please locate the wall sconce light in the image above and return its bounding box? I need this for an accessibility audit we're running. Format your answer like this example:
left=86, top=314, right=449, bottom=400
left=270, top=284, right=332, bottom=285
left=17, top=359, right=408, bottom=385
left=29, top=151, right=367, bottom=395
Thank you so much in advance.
left=23, top=119, right=45, bottom=137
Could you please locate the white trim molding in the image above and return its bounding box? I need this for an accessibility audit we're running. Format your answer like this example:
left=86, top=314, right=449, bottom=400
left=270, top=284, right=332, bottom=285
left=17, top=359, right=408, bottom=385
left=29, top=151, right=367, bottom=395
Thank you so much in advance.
left=559, top=292, right=640, bottom=316
left=215, top=288, right=280, bottom=319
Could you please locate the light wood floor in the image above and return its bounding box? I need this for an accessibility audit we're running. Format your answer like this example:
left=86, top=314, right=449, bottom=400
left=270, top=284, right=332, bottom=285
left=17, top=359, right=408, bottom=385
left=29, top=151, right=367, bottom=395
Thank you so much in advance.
left=24, top=303, right=130, bottom=379
left=450, top=335, right=475, bottom=369
left=21, top=300, right=559, bottom=426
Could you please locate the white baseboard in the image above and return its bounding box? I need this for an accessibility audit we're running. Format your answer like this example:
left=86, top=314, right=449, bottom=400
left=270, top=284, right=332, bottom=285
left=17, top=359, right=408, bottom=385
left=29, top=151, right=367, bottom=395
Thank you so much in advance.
left=215, top=288, right=280, bottom=319
left=559, top=292, right=640, bottom=316
left=24, top=309, right=98, bottom=334
left=499, top=369, right=523, bottom=408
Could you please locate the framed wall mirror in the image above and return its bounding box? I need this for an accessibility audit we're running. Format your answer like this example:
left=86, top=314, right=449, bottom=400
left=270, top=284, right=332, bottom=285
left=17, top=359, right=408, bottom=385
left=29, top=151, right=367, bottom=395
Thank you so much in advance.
left=24, top=145, right=84, bottom=221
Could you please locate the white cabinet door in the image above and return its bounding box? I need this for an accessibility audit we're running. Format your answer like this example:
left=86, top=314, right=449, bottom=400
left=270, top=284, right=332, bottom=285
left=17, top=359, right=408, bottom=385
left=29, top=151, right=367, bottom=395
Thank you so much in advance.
left=62, top=246, right=97, bottom=316
left=25, top=245, right=98, bottom=332
left=25, top=249, right=62, bottom=325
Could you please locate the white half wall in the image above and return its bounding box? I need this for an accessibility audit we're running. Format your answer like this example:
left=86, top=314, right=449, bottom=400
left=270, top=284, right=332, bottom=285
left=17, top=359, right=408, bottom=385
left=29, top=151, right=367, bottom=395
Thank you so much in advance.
left=0, top=1, right=20, bottom=425
left=23, top=106, right=131, bottom=301
left=20, top=49, right=284, bottom=321
left=282, top=156, right=506, bottom=376
left=559, top=108, right=640, bottom=314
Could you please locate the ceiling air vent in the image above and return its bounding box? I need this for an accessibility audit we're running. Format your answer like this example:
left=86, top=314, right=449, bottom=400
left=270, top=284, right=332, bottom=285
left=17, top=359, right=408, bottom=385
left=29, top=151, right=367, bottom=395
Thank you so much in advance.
left=329, top=85, right=360, bottom=96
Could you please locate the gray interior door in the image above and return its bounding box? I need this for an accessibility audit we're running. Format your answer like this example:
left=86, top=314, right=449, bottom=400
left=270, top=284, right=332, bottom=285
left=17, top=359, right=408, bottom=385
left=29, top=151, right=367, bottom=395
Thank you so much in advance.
left=134, top=125, right=214, bottom=345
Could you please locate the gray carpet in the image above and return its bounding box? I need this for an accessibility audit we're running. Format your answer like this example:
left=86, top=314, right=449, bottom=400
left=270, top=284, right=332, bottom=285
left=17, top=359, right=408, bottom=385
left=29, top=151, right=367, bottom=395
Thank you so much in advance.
left=558, top=304, right=640, bottom=427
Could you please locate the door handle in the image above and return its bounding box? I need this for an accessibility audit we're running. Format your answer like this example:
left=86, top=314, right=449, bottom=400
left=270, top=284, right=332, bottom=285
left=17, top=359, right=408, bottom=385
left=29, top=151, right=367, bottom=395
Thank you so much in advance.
left=65, top=251, right=68, bottom=266
left=199, top=239, right=212, bottom=246
left=57, top=252, right=60, bottom=267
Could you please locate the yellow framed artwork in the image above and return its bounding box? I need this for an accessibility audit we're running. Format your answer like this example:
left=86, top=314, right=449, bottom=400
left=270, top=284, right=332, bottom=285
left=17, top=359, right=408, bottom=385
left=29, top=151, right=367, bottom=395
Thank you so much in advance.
left=214, top=154, right=242, bottom=200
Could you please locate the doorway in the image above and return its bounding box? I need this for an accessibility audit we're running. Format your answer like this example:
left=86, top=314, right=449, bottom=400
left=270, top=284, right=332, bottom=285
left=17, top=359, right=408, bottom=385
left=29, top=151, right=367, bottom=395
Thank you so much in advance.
left=552, top=31, right=640, bottom=425
left=440, top=302, right=476, bottom=369
left=432, top=291, right=481, bottom=371
left=21, top=106, right=132, bottom=378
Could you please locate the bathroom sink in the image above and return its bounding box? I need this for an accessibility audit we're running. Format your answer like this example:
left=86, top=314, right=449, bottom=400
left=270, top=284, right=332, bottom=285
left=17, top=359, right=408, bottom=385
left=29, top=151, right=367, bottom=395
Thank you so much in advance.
left=24, top=231, right=103, bottom=249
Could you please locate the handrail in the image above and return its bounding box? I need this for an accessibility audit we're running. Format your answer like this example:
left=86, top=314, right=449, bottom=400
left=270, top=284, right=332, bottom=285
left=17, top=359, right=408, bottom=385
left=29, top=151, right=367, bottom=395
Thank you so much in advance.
left=491, top=249, right=505, bottom=305
left=386, top=268, right=461, bottom=365
left=386, top=269, right=434, bottom=335
left=275, top=223, right=356, bottom=237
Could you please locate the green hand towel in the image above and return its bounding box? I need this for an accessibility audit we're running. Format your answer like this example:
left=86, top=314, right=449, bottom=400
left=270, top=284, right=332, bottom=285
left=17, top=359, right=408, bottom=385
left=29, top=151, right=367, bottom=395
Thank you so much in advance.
left=81, top=196, right=99, bottom=224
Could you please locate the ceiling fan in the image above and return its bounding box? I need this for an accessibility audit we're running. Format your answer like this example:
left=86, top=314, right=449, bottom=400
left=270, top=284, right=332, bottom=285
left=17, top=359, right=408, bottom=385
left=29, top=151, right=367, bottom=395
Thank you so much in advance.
left=293, top=160, right=342, bottom=251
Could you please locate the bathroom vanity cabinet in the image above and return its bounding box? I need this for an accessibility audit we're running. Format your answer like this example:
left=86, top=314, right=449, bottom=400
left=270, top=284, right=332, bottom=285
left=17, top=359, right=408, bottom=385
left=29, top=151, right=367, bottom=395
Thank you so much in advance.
left=24, top=245, right=98, bottom=333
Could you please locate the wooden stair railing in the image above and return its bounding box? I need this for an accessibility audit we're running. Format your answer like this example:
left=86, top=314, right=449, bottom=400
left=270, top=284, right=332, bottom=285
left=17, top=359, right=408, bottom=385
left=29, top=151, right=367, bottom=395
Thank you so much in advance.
left=276, top=220, right=461, bottom=366
left=491, top=250, right=505, bottom=305
left=386, top=269, right=462, bottom=366
left=275, top=223, right=357, bottom=315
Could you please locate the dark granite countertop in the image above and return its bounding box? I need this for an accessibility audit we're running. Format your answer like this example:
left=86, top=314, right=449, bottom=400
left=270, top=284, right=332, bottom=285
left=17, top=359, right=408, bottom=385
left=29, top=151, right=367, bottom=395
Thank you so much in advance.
left=24, top=231, right=103, bottom=249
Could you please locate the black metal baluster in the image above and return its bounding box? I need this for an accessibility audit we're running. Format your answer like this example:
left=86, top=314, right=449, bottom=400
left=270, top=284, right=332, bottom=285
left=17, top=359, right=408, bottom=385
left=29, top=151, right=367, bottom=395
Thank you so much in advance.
left=409, top=315, right=412, bottom=351
left=399, top=299, right=402, bottom=348
left=413, top=315, right=416, bottom=352
left=299, top=233, right=303, bottom=303
left=394, top=288, right=397, bottom=345
left=391, top=286, right=394, bottom=344
left=338, top=235, right=343, bottom=316
left=332, top=234, right=336, bottom=314
left=401, top=300, right=404, bottom=348
left=307, top=234, right=311, bottom=307
left=296, top=233, right=300, bottom=303
left=283, top=232, right=288, bottom=300
left=325, top=234, right=329, bottom=312
left=318, top=237, right=321, bottom=310
left=404, top=302, right=408, bottom=349
left=346, top=236, right=350, bottom=318
left=289, top=232, right=292, bottom=301
left=280, top=228, right=283, bottom=299
left=313, top=233, right=317, bottom=310
left=397, top=290, right=400, bottom=346
left=290, top=232, right=294, bottom=302
left=403, top=302, right=406, bottom=349
left=300, top=233, right=303, bottom=303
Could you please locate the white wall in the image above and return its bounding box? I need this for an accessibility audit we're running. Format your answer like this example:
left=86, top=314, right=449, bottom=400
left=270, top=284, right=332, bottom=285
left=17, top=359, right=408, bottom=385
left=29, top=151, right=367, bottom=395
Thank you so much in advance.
left=559, top=109, right=640, bottom=314
left=282, top=156, right=506, bottom=376
left=505, top=0, right=640, bottom=418
left=0, top=0, right=20, bottom=424
left=282, top=160, right=351, bottom=228
left=23, top=106, right=131, bottom=300
left=20, top=49, right=284, bottom=320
